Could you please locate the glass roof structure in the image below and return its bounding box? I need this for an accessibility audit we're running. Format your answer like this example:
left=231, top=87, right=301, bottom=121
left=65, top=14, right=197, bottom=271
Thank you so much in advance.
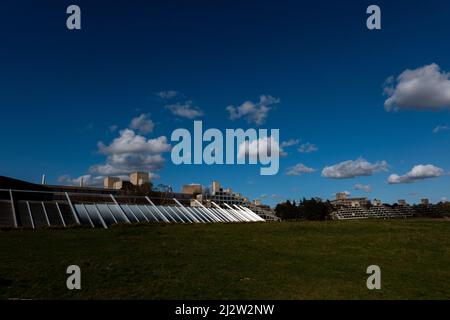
left=0, top=189, right=265, bottom=229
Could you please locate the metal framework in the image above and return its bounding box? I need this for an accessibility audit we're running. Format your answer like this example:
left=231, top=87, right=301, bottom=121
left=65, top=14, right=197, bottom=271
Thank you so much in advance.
left=0, top=188, right=265, bottom=229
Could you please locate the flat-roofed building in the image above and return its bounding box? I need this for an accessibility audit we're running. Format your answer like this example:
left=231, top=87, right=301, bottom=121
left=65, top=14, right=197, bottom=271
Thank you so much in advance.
left=182, top=184, right=203, bottom=195
left=212, top=181, right=221, bottom=194
left=253, top=199, right=262, bottom=206
left=130, top=172, right=150, bottom=186
left=330, top=192, right=370, bottom=208
left=104, top=177, right=122, bottom=190
left=373, top=199, right=382, bottom=206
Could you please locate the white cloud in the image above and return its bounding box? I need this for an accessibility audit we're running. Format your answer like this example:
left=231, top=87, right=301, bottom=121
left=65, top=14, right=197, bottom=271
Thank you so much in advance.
left=298, top=142, right=318, bottom=153
left=165, top=101, right=204, bottom=119
left=286, top=163, right=315, bottom=176
left=129, top=113, right=155, bottom=134
left=157, top=90, right=179, bottom=99
left=384, top=63, right=450, bottom=111
left=387, top=164, right=444, bottom=184
left=237, top=136, right=282, bottom=160
left=226, top=95, right=280, bottom=125
left=322, top=158, right=388, bottom=179
left=98, top=129, right=171, bottom=155
left=354, top=183, right=371, bottom=193
left=91, top=129, right=171, bottom=176
left=281, top=139, right=300, bottom=148
left=433, top=125, right=450, bottom=134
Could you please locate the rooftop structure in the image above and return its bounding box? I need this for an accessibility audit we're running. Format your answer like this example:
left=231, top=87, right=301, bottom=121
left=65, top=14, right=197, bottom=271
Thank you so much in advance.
left=196, top=181, right=250, bottom=207
left=130, top=172, right=150, bottom=186
left=103, top=172, right=151, bottom=191
left=330, top=194, right=446, bottom=220
left=0, top=176, right=265, bottom=229
left=181, top=184, right=203, bottom=196
left=187, top=180, right=279, bottom=221
left=330, top=193, right=370, bottom=208
left=104, top=177, right=122, bottom=190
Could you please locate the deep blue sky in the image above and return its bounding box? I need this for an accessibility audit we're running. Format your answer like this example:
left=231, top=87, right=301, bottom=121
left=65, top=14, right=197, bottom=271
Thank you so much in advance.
left=1, top=0, right=450, bottom=205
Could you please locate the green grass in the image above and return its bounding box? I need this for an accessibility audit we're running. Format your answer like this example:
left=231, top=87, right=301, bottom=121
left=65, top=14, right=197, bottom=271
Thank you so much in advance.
left=1, top=219, right=449, bottom=300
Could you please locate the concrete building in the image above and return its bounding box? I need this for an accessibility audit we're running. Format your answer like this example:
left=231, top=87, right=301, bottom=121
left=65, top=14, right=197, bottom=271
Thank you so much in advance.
left=330, top=192, right=370, bottom=208
left=204, top=181, right=249, bottom=207
left=331, top=194, right=417, bottom=220
left=182, top=184, right=203, bottom=195
left=188, top=181, right=252, bottom=207
left=104, top=172, right=151, bottom=190
left=130, top=172, right=150, bottom=186
left=372, top=199, right=382, bottom=206
left=252, top=199, right=262, bottom=206
left=212, top=181, right=221, bottom=194
left=104, top=177, right=123, bottom=190
left=187, top=180, right=279, bottom=221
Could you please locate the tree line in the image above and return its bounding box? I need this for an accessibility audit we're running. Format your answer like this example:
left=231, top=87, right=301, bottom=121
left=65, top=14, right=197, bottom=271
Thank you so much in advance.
left=275, top=198, right=333, bottom=221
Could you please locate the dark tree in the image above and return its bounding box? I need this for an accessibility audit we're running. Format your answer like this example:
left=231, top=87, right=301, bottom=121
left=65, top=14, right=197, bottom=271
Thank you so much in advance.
left=275, top=198, right=332, bottom=221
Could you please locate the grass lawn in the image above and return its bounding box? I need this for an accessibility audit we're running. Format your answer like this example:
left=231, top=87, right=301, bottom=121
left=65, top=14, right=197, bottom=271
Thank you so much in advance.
left=0, top=219, right=449, bottom=300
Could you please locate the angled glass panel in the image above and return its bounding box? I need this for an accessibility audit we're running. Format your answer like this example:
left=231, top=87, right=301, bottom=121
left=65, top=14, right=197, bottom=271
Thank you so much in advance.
left=164, top=206, right=183, bottom=222
left=186, top=207, right=206, bottom=223
left=240, top=207, right=259, bottom=221
left=211, top=208, right=230, bottom=222
left=183, top=207, right=201, bottom=223
left=205, top=208, right=221, bottom=221
left=128, top=205, right=147, bottom=222
left=144, top=205, right=162, bottom=222
left=207, top=208, right=224, bottom=222
left=226, top=205, right=248, bottom=221
left=202, top=207, right=220, bottom=222
left=44, top=202, right=64, bottom=226
left=225, top=208, right=242, bottom=222
left=120, top=205, right=139, bottom=222
left=171, top=206, right=191, bottom=223
left=96, top=204, right=117, bottom=226
left=58, top=203, right=77, bottom=225
left=84, top=204, right=104, bottom=228
left=183, top=207, right=197, bottom=222
left=230, top=208, right=249, bottom=222
left=139, top=205, right=158, bottom=222
left=233, top=206, right=252, bottom=221
left=146, top=205, right=166, bottom=222
left=237, top=206, right=257, bottom=221
left=159, top=206, right=181, bottom=222
left=108, top=204, right=128, bottom=223
left=219, top=209, right=232, bottom=222
left=0, top=200, right=15, bottom=227
left=170, top=206, right=190, bottom=223
left=136, top=205, right=150, bottom=222
left=29, top=202, right=48, bottom=227
left=74, top=204, right=94, bottom=227
left=17, top=201, right=33, bottom=228
left=189, top=207, right=210, bottom=222
left=221, top=208, right=239, bottom=222
left=240, top=206, right=264, bottom=221
left=196, top=207, right=216, bottom=222
left=155, top=206, right=174, bottom=222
